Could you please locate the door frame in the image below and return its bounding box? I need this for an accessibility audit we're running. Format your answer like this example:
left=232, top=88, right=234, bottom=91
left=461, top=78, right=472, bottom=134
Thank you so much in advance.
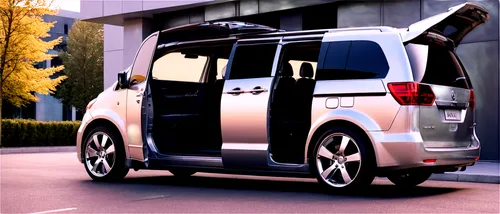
left=220, top=37, right=283, bottom=169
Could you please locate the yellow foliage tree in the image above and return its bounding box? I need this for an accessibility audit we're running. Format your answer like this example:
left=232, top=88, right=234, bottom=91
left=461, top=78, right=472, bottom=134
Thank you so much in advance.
left=0, top=0, right=65, bottom=144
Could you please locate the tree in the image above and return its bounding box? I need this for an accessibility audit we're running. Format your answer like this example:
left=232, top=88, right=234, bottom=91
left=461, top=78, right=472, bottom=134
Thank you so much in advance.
left=0, top=0, right=65, bottom=143
left=55, top=20, right=103, bottom=112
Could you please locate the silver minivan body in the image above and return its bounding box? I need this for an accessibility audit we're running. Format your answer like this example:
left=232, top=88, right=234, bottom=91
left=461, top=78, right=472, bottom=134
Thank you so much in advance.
left=76, top=3, right=488, bottom=188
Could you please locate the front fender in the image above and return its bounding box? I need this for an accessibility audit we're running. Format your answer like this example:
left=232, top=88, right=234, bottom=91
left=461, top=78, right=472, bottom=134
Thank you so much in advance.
left=87, top=108, right=130, bottom=159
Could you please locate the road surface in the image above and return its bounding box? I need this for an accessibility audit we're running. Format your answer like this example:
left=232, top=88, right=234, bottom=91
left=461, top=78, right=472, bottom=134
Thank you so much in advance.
left=1, top=153, right=499, bottom=213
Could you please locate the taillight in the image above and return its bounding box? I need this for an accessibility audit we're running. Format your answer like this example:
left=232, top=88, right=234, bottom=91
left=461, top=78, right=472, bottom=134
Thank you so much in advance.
left=387, top=82, right=435, bottom=106
left=469, top=89, right=475, bottom=109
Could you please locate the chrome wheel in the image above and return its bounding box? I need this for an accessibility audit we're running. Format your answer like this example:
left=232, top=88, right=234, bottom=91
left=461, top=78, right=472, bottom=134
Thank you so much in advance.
left=316, top=133, right=362, bottom=188
left=85, top=132, right=116, bottom=178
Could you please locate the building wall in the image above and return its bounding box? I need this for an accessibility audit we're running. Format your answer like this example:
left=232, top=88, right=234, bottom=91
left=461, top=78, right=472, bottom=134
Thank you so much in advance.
left=104, top=24, right=125, bottom=88
left=338, top=0, right=500, bottom=161
left=37, top=11, right=78, bottom=121
left=93, top=0, right=499, bottom=160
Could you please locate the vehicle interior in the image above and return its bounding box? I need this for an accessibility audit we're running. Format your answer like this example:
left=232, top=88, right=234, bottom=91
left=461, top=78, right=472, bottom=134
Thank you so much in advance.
left=149, top=40, right=234, bottom=156
left=148, top=37, right=321, bottom=162
left=270, top=41, right=321, bottom=164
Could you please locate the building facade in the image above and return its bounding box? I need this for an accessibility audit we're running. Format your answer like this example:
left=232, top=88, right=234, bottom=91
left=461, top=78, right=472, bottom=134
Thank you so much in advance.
left=2, top=10, right=80, bottom=121
left=81, top=0, right=500, bottom=161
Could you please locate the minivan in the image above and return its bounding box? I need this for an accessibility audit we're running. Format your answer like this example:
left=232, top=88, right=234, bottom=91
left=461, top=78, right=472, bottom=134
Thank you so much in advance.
left=76, top=3, right=489, bottom=190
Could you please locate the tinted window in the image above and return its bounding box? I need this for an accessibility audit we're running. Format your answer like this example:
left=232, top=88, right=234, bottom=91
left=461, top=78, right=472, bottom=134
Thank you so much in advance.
left=321, top=41, right=350, bottom=73
left=420, top=45, right=469, bottom=89
left=130, top=35, right=158, bottom=85
left=229, top=44, right=277, bottom=79
left=316, top=41, right=389, bottom=80
left=152, top=52, right=208, bottom=82
left=346, top=41, right=389, bottom=78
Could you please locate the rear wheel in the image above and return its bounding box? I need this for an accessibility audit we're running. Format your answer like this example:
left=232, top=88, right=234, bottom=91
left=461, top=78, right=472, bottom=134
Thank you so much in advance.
left=83, top=126, right=129, bottom=181
left=311, top=127, right=375, bottom=191
left=388, top=172, right=432, bottom=187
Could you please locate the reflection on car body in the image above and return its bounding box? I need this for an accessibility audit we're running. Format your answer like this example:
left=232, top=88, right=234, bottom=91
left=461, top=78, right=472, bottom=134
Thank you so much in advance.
left=76, top=3, right=489, bottom=190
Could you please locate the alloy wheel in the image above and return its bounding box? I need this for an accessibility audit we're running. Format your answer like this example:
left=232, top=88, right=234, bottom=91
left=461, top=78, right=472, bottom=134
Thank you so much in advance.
left=85, top=132, right=116, bottom=178
left=316, top=133, right=362, bottom=188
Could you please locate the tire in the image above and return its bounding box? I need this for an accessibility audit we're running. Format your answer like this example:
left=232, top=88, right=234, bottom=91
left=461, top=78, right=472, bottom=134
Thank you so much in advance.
left=311, top=127, right=375, bottom=191
left=388, top=172, right=432, bottom=187
left=169, top=168, right=196, bottom=177
left=83, top=126, right=129, bottom=181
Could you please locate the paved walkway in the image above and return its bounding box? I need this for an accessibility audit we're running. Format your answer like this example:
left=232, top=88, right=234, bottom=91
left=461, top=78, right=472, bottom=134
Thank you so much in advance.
left=430, top=161, right=500, bottom=184
left=1, top=146, right=499, bottom=183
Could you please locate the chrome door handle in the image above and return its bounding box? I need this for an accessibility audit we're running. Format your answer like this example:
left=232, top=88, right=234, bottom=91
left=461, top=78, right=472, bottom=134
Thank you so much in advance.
left=249, top=86, right=268, bottom=95
left=226, top=87, right=244, bottom=95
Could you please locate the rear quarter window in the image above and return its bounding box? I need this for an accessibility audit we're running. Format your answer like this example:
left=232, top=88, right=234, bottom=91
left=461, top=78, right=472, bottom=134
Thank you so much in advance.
left=316, top=40, right=389, bottom=80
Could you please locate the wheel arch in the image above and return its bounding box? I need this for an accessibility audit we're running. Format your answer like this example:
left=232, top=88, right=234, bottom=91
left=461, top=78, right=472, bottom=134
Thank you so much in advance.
left=81, top=118, right=126, bottom=161
left=304, top=119, right=377, bottom=167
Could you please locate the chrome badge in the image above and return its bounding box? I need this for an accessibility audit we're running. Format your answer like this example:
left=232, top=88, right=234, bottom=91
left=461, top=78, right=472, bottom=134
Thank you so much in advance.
left=451, top=90, right=456, bottom=101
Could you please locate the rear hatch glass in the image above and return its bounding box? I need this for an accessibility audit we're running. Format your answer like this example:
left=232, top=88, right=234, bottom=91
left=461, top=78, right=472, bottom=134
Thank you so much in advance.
left=405, top=41, right=473, bottom=148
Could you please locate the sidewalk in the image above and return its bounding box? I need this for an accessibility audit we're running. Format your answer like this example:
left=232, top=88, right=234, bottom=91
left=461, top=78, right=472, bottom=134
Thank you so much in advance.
left=0, top=146, right=75, bottom=154
left=429, top=161, right=500, bottom=184
left=0, top=146, right=498, bottom=184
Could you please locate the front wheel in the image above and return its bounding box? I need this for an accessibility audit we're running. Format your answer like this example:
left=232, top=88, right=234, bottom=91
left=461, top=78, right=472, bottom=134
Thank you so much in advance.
left=387, top=172, right=432, bottom=187
left=83, top=126, right=129, bottom=181
left=311, top=127, right=375, bottom=191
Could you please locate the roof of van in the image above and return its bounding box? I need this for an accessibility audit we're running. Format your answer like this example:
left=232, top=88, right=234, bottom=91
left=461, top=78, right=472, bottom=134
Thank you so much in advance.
left=158, top=21, right=400, bottom=44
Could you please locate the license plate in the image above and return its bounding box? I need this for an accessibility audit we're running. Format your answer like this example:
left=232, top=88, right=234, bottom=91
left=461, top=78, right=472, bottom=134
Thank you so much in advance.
left=444, top=109, right=461, bottom=121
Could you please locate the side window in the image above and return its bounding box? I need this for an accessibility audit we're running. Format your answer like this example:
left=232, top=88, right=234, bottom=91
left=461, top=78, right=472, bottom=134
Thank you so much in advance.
left=280, top=42, right=321, bottom=79
left=345, top=41, right=389, bottom=78
left=152, top=52, right=208, bottom=82
left=316, top=40, right=389, bottom=80
left=130, top=35, right=158, bottom=85
left=228, top=43, right=278, bottom=79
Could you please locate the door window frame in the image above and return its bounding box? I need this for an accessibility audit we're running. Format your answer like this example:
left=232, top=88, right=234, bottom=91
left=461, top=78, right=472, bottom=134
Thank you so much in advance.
left=224, top=38, right=282, bottom=80
left=276, top=38, right=323, bottom=78
left=128, top=33, right=159, bottom=87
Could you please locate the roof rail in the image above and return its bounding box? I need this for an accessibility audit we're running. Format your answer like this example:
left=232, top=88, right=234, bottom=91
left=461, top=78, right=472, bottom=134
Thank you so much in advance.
left=327, top=26, right=396, bottom=33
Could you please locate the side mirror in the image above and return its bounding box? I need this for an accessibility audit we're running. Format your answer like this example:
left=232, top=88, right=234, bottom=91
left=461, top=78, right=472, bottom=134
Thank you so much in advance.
left=117, top=72, right=128, bottom=89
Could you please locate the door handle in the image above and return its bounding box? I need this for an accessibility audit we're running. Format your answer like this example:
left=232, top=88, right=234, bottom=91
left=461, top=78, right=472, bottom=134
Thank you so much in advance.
left=136, top=92, right=143, bottom=97
left=249, top=86, right=268, bottom=95
left=226, top=87, right=244, bottom=95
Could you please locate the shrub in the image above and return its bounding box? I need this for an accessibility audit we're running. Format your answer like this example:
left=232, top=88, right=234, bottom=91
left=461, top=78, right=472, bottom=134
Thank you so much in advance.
left=1, top=119, right=81, bottom=147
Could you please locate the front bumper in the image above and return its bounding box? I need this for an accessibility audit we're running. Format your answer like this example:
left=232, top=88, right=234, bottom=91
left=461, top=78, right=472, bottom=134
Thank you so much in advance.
left=370, top=131, right=480, bottom=171
left=76, top=112, right=93, bottom=163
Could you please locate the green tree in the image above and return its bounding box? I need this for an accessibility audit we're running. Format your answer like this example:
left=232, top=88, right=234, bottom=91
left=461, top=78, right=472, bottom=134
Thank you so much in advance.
left=56, top=20, right=103, bottom=112
left=0, top=0, right=65, bottom=145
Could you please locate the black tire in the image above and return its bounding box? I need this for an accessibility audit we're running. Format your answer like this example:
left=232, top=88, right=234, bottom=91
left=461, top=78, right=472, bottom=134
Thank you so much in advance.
left=169, top=168, right=196, bottom=177
left=387, top=172, right=432, bottom=187
left=83, top=126, right=129, bottom=182
left=311, top=127, right=375, bottom=191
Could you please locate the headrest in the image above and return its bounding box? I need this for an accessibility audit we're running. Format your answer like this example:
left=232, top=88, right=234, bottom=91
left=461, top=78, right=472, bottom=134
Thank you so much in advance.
left=300, top=63, right=314, bottom=78
left=281, top=62, right=293, bottom=77
left=221, top=65, right=227, bottom=78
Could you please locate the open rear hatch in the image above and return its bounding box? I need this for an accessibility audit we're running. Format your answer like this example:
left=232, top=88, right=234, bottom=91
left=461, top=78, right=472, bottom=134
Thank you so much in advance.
left=401, top=2, right=490, bottom=46
left=402, top=3, right=489, bottom=148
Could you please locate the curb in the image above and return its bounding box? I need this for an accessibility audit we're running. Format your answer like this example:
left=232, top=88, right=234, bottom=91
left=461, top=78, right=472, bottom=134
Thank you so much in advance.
left=0, top=146, right=76, bottom=154
left=429, top=173, right=500, bottom=184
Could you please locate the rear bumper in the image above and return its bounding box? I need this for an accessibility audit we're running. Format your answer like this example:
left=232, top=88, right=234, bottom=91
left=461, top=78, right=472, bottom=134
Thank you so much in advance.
left=370, top=131, right=480, bottom=171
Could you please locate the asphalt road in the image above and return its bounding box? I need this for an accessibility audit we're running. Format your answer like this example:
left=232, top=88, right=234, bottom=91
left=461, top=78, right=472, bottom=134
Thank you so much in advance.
left=1, top=153, right=499, bottom=213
